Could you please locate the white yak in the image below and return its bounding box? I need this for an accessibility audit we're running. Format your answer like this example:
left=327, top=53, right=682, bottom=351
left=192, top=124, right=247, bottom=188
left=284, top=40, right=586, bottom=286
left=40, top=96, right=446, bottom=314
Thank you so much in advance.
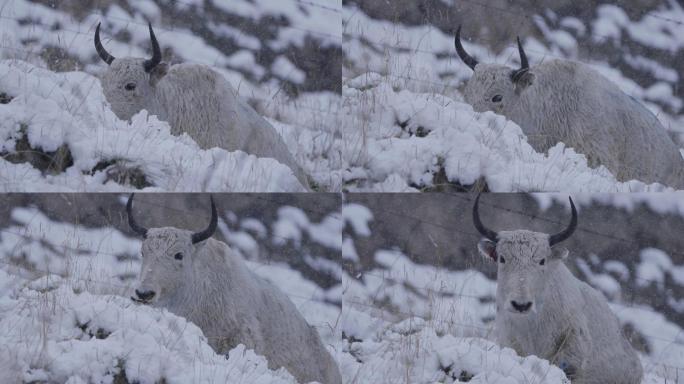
left=95, top=23, right=309, bottom=188
left=127, top=194, right=341, bottom=383
left=456, top=26, right=684, bottom=189
left=472, top=194, right=642, bottom=383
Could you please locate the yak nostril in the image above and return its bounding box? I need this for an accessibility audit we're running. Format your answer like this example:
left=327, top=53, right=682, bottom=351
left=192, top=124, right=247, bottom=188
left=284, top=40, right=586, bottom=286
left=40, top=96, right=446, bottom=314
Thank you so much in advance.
left=135, top=289, right=155, bottom=300
left=511, top=300, right=532, bottom=312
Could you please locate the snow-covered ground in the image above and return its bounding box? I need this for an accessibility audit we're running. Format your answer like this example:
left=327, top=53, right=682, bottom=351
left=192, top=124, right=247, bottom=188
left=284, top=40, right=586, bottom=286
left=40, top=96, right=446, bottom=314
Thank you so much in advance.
left=341, top=3, right=684, bottom=192
left=340, top=197, right=684, bottom=383
left=4, top=0, right=684, bottom=192
left=0, top=198, right=343, bottom=383
left=0, top=60, right=309, bottom=192
left=0, top=0, right=343, bottom=192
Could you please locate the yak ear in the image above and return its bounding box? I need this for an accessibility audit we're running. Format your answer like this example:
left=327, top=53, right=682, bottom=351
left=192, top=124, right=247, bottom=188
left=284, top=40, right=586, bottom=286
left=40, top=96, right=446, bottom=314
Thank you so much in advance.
left=512, top=70, right=535, bottom=94
left=477, top=239, right=498, bottom=262
left=550, top=246, right=569, bottom=260
left=149, top=62, right=169, bottom=87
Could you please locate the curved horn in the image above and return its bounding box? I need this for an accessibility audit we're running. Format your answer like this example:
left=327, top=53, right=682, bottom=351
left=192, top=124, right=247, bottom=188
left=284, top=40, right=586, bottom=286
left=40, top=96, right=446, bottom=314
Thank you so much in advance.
left=454, top=25, right=478, bottom=71
left=143, top=23, right=162, bottom=73
left=511, top=37, right=530, bottom=82
left=94, top=22, right=115, bottom=65
left=191, top=196, right=218, bottom=244
left=548, top=197, right=578, bottom=246
left=472, top=193, right=498, bottom=242
left=516, top=37, right=529, bottom=70
left=126, top=193, right=148, bottom=238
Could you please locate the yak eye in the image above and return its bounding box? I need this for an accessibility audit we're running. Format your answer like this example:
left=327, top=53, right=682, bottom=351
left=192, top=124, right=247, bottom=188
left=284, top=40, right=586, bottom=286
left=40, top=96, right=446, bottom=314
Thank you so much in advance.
left=124, top=82, right=136, bottom=91
left=539, top=258, right=546, bottom=266
left=491, top=95, right=503, bottom=102
left=174, top=252, right=183, bottom=260
left=499, top=256, right=506, bottom=264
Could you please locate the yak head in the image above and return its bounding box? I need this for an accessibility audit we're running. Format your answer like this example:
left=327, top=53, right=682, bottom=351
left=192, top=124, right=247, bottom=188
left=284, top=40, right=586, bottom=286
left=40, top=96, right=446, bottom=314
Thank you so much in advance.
left=455, top=26, right=535, bottom=115
left=95, top=23, right=169, bottom=121
left=472, top=194, right=577, bottom=315
left=127, top=194, right=217, bottom=305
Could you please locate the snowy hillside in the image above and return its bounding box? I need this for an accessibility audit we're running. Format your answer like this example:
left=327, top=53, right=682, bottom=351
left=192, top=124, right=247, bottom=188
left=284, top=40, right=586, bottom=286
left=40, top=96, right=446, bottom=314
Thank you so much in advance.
left=341, top=195, right=684, bottom=383
left=0, top=0, right=343, bottom=192
left=0, top=196, right=343, bottom=383
left=0, top=60, right=310, bottom=192
left=341, top=1, right=684, bottom=192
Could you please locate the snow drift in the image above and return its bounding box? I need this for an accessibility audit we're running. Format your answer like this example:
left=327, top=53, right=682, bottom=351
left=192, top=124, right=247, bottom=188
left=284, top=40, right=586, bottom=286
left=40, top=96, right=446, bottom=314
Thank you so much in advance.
left=0, top=60, right=306, bottom=192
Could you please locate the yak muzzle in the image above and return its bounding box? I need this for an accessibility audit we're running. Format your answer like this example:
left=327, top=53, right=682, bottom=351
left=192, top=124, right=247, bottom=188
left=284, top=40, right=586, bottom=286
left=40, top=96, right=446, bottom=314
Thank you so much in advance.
left=510, top=300, right=533, bottom=313
left=132, top=289, right=156, bottom=303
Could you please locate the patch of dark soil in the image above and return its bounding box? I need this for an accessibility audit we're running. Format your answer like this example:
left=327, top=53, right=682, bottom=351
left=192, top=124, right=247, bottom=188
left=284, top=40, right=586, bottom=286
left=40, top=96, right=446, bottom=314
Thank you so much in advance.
left=414, top=167, right=489, bottom=193
left=623, top=322, right=651, bottom=354
left=1, top=126, right=74, bottom=175
left=91, top=159, right=153, bottom=189
left=76, top=320, right=112, bottom=340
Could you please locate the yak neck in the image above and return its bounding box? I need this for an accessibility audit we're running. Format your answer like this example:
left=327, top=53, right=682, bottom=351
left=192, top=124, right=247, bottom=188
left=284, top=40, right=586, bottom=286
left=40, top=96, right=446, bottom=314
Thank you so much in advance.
left=509, top=62, right=581, bottom=135
left=150, top=65, right=231, bottom=143
left=159, top=239, right=249, bottom=328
